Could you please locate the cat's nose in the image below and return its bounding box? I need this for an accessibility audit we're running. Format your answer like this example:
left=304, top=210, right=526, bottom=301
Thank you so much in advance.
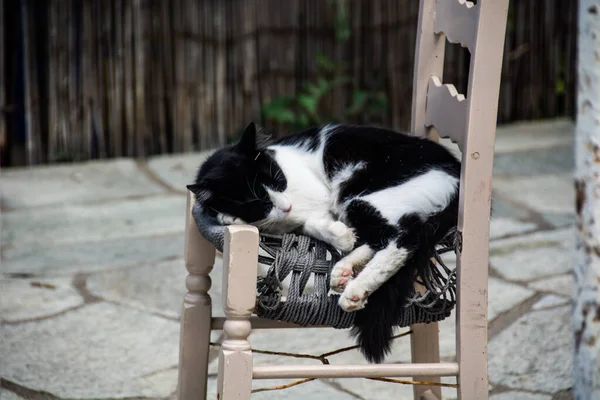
left=282, top=204, right=292, bottom=213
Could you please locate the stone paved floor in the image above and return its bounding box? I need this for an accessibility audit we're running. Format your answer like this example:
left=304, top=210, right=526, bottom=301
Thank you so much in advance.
left=0, top=119, right=575, bottom=400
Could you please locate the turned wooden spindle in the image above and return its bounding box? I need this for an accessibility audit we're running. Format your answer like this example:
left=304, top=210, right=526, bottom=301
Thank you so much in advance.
left=217, top=225, right=259, bottom=400
left=177, top=192, right=216, bottom=400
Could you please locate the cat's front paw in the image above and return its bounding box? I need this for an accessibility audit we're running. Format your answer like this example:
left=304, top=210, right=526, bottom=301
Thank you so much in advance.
left=217, top=213, right=246, bottom=226
left=330, top=259, right=355, bottom=293
left=338, top=281, right=369, bottom=311
left=329, top=221, right=356, bottom=253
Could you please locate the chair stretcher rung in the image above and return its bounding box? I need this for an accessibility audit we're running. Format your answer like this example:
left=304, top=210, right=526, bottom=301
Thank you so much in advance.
left=211, top=316, right=329, bottom=330
left=252, top=362, right=459, bottom=379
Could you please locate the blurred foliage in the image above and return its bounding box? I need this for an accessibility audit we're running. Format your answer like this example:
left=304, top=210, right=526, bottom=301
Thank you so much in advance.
left=261, top=0, right=389, bottom=131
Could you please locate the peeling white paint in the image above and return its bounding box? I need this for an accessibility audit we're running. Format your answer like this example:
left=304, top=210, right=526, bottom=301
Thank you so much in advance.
left=573, top=1, right=600, bottom=399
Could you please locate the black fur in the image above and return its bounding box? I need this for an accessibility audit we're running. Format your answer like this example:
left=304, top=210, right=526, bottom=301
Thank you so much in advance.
left=190, top=122, right=461, bottom=363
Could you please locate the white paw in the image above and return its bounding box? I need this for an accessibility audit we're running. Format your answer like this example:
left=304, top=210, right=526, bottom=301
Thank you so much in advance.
left=330, top=259, right=355, bottom=293
left=338, top=281, right=369, bottom=311
left=329, top=221, right=356, bottom=253
left=217, top=213, right=245, bottom=226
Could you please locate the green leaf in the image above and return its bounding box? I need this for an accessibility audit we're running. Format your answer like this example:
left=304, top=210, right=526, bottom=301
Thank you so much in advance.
left=345, top=91, right=369, bottom=116
left=297, top=94, right=319, bottom=121
left=556, top=80, right=566, bottom=95
left=261, top=97, right=297, bottom=124
left=296, top=114, right=311, bottom=130
left=316, top=53, right=336, bottom=73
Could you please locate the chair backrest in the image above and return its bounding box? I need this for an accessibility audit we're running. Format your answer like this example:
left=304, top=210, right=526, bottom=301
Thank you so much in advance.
left=410, top=0, right=510, bottom=398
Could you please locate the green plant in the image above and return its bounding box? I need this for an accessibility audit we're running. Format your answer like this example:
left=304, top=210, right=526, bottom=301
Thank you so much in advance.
left=261, top=0, right=389, bottom=131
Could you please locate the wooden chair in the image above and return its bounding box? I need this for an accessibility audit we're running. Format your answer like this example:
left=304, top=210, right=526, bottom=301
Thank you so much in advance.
left=177, top=0, right=509, bottom=399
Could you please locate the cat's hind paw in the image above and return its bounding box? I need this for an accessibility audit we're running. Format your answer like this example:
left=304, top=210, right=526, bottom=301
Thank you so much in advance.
left=330, top=259, right=355, bottom=293
left=329, top=221, right=356, bottom=253
left=338, top=282, right=369, bottom=311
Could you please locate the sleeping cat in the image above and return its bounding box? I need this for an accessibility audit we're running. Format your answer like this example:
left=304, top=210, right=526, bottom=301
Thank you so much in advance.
left=187, top=122, right=460, bottom=363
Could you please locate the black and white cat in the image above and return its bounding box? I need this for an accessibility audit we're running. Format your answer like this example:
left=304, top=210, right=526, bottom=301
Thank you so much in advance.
left=188, top=122, right=460, bottom=363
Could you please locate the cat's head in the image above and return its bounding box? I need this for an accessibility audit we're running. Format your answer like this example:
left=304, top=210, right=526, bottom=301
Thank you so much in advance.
left=187, top=122, right=291, bottom=226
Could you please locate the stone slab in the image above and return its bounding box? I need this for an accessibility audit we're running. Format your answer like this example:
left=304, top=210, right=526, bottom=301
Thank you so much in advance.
left=1, top=233, right=184, bottom=276
left=0, top=302, right=180, bottom=399
left=542, top=213, right=575, bottom=229
left=531, top=295, right=570, bottom=310
left=490, top=228, right=574, bottom=282
left=490, top=392, right=551, bottom=400
left=87, top=257, right=224, bottom=319
left=1, top=195, right=186, bottom=248
left=488, top=306, right=573, bottom=393
left=146, top=151, right=214, bottom=193
left=0, top=159, right=167, bottom=210
left=0, top=277, right=83, bottom=322
left=490, top=193, right=531, bottom=220
left=490, top=217, right=538, bottom=240
left=203, top=376, right=359, bottom=400
left=493, top=174, right=574, bottom=215
left=488, top=278, right=535, bottom=321
left=0, top=388, right=27, bottom=400
left=493, top=119, right=574, bottom=154
left=528, top=274, right=574, bottom=298
left=494, top=146, right=573, bottom=177
left=329, top=375, right=457, bottom=400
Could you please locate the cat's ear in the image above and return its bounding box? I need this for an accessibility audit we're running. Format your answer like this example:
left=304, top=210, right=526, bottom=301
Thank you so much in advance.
left=237, top=122, right=272, bottom=154
left=186, top=183, right=211, bottom=203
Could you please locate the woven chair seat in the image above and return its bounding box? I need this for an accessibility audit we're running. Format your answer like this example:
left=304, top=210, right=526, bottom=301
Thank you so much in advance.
left=192, top=202, right=457, bottom=329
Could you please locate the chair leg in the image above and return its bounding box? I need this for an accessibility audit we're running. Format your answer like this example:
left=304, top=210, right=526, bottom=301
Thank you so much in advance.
left=411, top=322, right=442, bottom=399
left=178, top=192, right=216, bottom=400
left=217, top=226, right=259, bottom=400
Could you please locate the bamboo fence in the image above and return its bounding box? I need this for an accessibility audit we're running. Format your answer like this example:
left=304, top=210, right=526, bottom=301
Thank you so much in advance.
left=0, top=0, right=578, bottom=166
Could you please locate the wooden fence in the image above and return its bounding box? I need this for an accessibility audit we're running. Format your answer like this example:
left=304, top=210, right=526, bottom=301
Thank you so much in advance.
left=1, top=0, right=578, bottom=166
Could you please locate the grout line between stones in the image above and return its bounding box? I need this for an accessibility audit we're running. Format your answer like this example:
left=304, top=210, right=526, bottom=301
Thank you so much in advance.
left=1, top=303, right=89, bottom=326
left=488, top=293, right=544, bottom=340
left=492, top=191, right=558, bottom=231
left=488, top=381, right=555, bottom=397
left=1, top=379, right=61, bottom=400
left=135, top=159, right=186, bottom=195
left=319, top=379, right=366, bottom=400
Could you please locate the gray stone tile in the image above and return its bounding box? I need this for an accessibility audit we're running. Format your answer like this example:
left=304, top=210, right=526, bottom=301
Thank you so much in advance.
left=87, top=257, right=224, bottom=319
left=1, top=195, right=186, bottom=247
left=491, top=194, right=531, bottom=220
left=0, top=277, right=83, bottom=322
left=488, top=306, right=572, bottom=393
left=490, top=392, right=551, bottom=400
left=528, top=274, right=574, bottom=298
left=531, top=295, right=570, bottom=310
left=0, top=303, right=180, bottom=399
left=490, top=217, right=538, bottom=240
left=146, top=151, right=214, bottom=192
left=252, top=379, right=359, bottom=399
left=1, top=233, right=184, bottom=276
left=542, top=213, right=576, bottom=228
left=494, top=119, right=574, bottom=154
left=0, top=159, right=166, bottom=210
left=326, top=375, right=448, bottom=400
left=490, top=228, right=574, bottom=282
left=488, top=278, right=535, bottom=320
left=204, top=376, right=360, bottom=400
left=0, top=388, right=27, bottom=400
left=493, top=174, right=574, bottom=215
left=494, top=146, right=573, bottom=177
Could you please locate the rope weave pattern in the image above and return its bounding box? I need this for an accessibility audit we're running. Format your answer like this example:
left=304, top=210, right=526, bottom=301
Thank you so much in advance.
left=255, top=232, right=457, bottom=329
left=191, top=203, right=457, bottom=329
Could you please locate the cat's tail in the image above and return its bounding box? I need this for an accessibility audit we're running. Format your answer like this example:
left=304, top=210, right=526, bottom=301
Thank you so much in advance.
left=349, top=249, right=431, bottom=363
